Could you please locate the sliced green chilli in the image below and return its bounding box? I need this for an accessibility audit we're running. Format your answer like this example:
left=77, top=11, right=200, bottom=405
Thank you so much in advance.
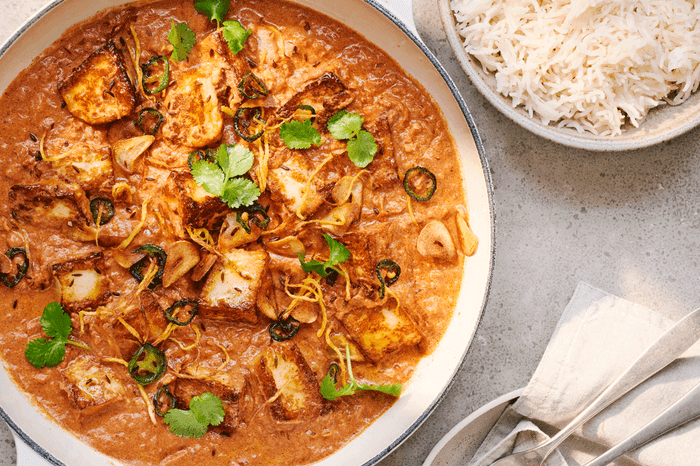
left=141, top=56, right=170, bottom=95
left=130, top=244, right=167, bottom=289
left=269, top=316, right=300, bottom=342
left=165, top=299, right=198, bottom=326
left=376, top=259, right=401, bottom=300
left=136, top=108, right=165, bottom=136
left=328, top=362, right=341, bottom=384
left=153, top=384, right=175, bottom=417
left=233, top=106, right=265, bottom=142
left=187, top=149, right=217, bottom=171
left=128, top=343, right=167, bottom=385
left=237, top=71, right=268, bottom=99
left=90, top=197, right=115, bottom=226
left=403, top=166, right=437, bottom=201
left=235, top=202, right=270, bottom=233
left=0, top=248, right=29, bottom=288
left=295, top=105, right=316, bottom=124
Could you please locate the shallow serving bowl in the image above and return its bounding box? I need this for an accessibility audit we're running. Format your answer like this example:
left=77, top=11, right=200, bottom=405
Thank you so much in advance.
left=0, top=0, right=495, bottom=465
left=438, top=0, right=700, bottom=152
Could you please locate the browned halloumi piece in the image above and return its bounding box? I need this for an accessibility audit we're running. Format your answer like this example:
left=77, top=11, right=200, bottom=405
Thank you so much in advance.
left=198, top=248, right=269, bottom=323
left=61, top=355, right=125, bottom=412
left=166, top=171, right=227, bottom=229
left=170, top=376, right=242, bottom=435
left=277, top=73, right=354, bottom=128
left=162, top=32, right=242, bottom=148
left=341, top=301, right=423, bottom=363
left=9, top=182, right=91, bottom=229
left=58, top=42, right=136, bottom=125
left=53, top=252, right=111, bottom=314
left=255, top=342, right=325, bottom=421
left=48, top=144, right=114, bottom=192
left=267, top=151, right=326, bottom=219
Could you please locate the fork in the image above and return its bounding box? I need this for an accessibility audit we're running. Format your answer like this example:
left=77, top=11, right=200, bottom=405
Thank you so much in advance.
left=488, top=305, right=700, bottom=466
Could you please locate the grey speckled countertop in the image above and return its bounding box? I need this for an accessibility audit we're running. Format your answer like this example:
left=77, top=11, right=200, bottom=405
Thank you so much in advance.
left=4, top=0, right=700, bottom=465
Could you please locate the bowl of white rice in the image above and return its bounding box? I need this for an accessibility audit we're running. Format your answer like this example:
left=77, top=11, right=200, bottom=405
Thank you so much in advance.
left=439, top=0, right=700, bottom=151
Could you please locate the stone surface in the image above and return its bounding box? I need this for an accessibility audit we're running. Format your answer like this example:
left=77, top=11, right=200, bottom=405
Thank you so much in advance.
left=3, top=0, right=700, bottom=465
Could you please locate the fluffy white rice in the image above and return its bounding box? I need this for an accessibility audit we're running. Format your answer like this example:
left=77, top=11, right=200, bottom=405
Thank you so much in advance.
left=451, top=0, right=700, bottom=136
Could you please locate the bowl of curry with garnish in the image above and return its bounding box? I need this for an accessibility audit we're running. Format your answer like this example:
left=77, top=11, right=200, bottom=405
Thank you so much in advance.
left=0, top=0, right=494, bottom=465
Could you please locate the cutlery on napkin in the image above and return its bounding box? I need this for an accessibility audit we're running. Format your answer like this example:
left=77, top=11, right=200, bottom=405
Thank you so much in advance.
left=469, top=282, right=700, bottom=466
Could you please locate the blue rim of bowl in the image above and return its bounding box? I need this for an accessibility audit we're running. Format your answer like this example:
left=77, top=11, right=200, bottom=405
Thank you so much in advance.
left=0, top=1, right=496, bottom=465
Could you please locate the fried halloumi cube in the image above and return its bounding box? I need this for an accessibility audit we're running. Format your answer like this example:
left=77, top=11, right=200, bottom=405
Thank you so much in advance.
left=341, top=301, right=423, bottom=363
left=267, top=151, right=326, bottom=219
left=198, top=248, right=269, bottom=323
left=48, top=144, right=113, bottom=192
left=53, top=252, right=111, bottom=314
left=170, top=376, right=242, bottom=435
left=58, top=42, right=136, bottom=125
left=9, top=182, right=91, bottom=229
left=255, top=342, right=325, bottom=421
left=166, top=171, right=227, bottom=230
left=61, top=355, right=125, bottom=412
left=277, top=73, right=354, bottom=128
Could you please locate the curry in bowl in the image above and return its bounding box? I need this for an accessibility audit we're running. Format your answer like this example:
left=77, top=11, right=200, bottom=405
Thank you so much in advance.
left=0, top=0, right=477, bottom=464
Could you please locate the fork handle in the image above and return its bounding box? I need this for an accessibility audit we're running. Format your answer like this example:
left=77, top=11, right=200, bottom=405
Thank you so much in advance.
left=542, top=306, right=700, bottom=459
left=584, top=379, right=700, bottom=466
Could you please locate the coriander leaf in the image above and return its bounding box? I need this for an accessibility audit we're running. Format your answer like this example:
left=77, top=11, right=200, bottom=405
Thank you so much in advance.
left=346, top=130, right=378, bottom=168
left=194, top=0, right=229, bottom=25
left=327, top=110, right=363, bottom=140
left=222, top=177, right=261, bottom=208
left=319, top=373, right=355, bottom=401
left=323, top=234, right=351, bottom=267
left=219, top=143, right=254, bottom=179
left=191, top=160, right=226, bottom=197
left=168, top=21, right=196, bottom=62
left=222, top=20, right=251, bottom=55
left=279, top=120, right=322, bottom=149
left=25, top=302, right=89, bottom=369
left=298, top=254, right=329, bottom=277
left=41, top=301, right=71, bottom=339
left=25, top=338, right=66, bottom=369
left=356, top=382, right=402, bottom=397
left=164, top=409, right=209, bottom=438
left=190, top=392, right=225, bottom=426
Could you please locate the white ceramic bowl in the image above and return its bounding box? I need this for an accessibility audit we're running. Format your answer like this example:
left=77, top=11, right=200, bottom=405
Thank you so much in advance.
left=438, top=0, right=700, bottom=152
left=423, top=389, right=524, bottom=466
left=0, top=1, right=495, bottom=465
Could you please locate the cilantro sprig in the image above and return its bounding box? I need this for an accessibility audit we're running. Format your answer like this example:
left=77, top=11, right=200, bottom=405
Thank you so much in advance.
left=168, top=21, right=196, bottom=62
left=280, top=119, right=322, bottom=149
left=164, top=392, right=225, bottom=438
left=320, top=347, right=402, bottom=401
left=194, top=0, right=251, bottom=55
left=194, top=0, right=229, bottom=26
left=298, top=234, right=350, bottom=278
left=25, top=302, right=90, bottom=369
left=190, top=143, right=261, bottom=209
left=327, top=110, right=378, bottom=168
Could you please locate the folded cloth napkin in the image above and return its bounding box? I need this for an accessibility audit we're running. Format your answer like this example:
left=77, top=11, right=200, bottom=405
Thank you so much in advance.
left=469, top=282, right=700, bottom=466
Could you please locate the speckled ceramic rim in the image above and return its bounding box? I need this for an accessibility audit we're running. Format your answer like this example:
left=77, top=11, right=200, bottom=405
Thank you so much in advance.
left=438, top=0, right=700, bottom=152
left=0, top=1, right=495, bottom=465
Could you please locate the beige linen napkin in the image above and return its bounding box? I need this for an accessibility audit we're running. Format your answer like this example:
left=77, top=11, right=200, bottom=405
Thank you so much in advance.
left=469, top=282, right=700, bottom=466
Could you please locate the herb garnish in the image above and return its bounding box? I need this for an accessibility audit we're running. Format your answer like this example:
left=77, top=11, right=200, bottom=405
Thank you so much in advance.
left=298, top=234, right=350, bottom=278
left=327, top=110, right=378, bottom=168
left=222, top=20, right=251, bottom=55
left=25, top=302, right=90, bottom=369
left=164, top=392, right=225, bottom=438
left=190, top=143, right=261, bottom=209
left=194, top=0, right=229, bottom=26
left=194, top=0, right=251, bottom=55
left=168, top=21, right=196, bottom=62
left=279, top=119, right=322, bottom=149
left=320, top=347, right=402, bottom=400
